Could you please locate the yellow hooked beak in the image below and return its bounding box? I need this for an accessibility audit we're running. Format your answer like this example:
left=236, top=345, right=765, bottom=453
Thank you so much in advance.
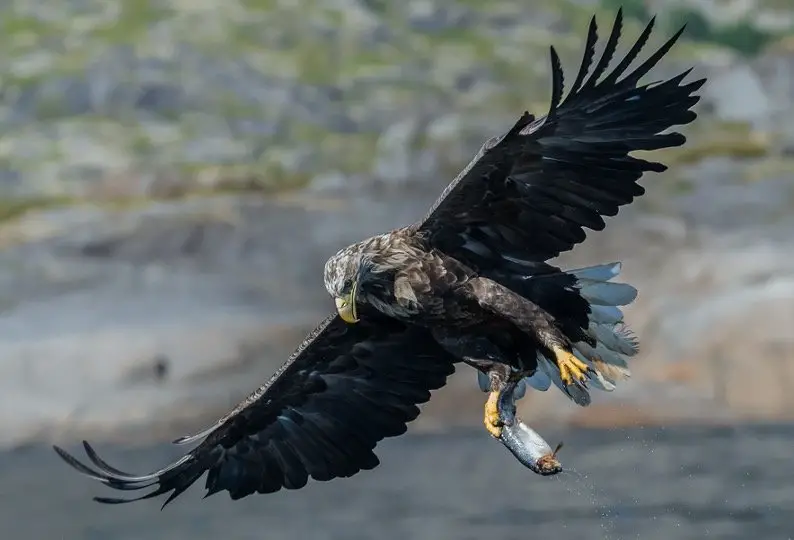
left=334, top=283, right=359, bottom=324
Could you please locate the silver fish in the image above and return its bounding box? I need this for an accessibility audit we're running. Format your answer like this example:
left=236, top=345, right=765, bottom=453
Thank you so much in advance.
left=495, top=379, right=563, bottom=476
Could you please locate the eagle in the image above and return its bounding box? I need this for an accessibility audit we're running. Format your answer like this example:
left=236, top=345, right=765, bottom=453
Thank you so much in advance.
left=54, top=9, right=704, bottom=507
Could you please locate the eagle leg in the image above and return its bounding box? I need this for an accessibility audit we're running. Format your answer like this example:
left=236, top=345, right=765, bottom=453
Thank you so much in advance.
left=482, top=365, right=522, bottom=439
left=430, top=329, right=516, bottom=439
left=464, top=278, right=595, bottom=405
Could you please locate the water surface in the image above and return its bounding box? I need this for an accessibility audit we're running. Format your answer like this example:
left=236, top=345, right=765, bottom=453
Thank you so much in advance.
left=6, top=424, right=793, bottom=539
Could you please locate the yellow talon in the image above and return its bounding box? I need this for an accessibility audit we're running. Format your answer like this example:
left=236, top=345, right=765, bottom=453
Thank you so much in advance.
left=552, top=346, right=590, bottom=386
left=484, top=390, right=502, bottom=438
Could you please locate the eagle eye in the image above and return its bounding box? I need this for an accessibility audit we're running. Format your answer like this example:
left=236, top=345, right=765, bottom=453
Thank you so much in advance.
left=341, top=278, right=354, bottom=293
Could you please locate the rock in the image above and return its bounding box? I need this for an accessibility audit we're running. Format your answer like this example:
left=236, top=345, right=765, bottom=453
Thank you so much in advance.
left=0, top=186, right=459, bottom=448
left=1, top=0, right=794, bottom=448
left=0, top=0, right=626, bottom=201
left=752, top=45, right=794, bottom=151
left=703, top=64, right=772, bottom=128
left=373, top=118, right=421, bottom=184
left=511, top=222, right=794, bottom=429
left=0, top=284, right=291, bottom=448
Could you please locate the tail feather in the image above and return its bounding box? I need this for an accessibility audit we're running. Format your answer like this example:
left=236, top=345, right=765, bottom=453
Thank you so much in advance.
left=588, top=321, right=639, bottom=357
left=589, top=304, right=624, bottom=325
left=569, top=262, right=621, bottom=282
left=575, top=262, right=638, bottom=307
left=574, top=340, right=633, bottom=384
left=524, top=362, right=552, bottom=391
left=538, top=354, right=568, bottom=394
left=573, top=262, right=637, bottom=390
left=577, top=279, right=637, bottom=306
left=573, top=350, right=616, bottom=391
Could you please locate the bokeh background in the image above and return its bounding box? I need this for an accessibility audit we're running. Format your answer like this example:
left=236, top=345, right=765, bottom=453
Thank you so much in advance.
left=1, top=0, right=793, bottom=538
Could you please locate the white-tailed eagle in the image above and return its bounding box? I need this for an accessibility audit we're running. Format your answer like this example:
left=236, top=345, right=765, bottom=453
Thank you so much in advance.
left=54, top=9, right=704, bottom=507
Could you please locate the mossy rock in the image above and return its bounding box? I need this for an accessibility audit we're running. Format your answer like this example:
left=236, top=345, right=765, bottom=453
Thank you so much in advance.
left=0, top=0, right=777, bottom=212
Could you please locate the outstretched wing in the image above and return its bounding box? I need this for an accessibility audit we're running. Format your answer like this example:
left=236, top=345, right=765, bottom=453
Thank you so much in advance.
left=415, top=9, right=704, bottom=272
left=53, top=310, right=455, bottom=507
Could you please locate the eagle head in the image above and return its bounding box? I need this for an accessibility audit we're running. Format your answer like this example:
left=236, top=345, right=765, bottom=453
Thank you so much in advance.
left=324, top=243, right=368, bottom=324
left=323, top=234, right=401, bottom=324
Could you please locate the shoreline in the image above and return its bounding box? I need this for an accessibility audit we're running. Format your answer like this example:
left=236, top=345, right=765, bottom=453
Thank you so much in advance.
left=40, top=396, right=794, bottom=453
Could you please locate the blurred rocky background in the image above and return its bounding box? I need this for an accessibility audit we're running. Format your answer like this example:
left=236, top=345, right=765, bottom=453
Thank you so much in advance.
left=0, top=0, right=792, bottom=451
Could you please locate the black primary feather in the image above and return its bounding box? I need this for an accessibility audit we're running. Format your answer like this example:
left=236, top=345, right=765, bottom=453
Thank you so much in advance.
left=53, top=310, right=456, bottom=506
left=567, top=15, right=599, bottom=96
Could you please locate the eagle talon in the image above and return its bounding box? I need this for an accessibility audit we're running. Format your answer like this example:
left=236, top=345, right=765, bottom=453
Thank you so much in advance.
left=553, top=346, right=591, bottom=386
left=484, top=391, right=503, bottom=438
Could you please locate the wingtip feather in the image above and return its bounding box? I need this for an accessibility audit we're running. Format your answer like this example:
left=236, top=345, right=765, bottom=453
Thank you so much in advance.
left=547, top=46, right=565, bottom=118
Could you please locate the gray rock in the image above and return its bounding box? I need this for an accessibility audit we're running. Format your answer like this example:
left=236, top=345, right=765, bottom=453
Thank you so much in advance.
left=704, top=64, right=772, bottom=127
left=373, top=117, right=421, bottom=184
left=752, top=47, right=794, bottom=151
left=0, top=0, right=793, bottom=449
left=0, top=187, right=453, bottom=448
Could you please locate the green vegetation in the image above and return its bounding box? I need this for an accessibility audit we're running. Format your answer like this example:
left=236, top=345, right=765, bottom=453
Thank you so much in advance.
left=666, top=8, right=778, bottom=56
left=0, top=196, right=75, bottom=223
left=600, top=0, right=650, bottom=22
left=0, top=0, right=789, bottom=226
left=601, top=0, right=793, bottom=56
left=637, top=121, right=774, bottom=167
left=0, top=0, right=601, bottom=209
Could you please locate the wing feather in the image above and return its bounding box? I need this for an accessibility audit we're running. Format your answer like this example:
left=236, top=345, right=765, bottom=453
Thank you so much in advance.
left=567, top=15, right=599, bottom=96
left=53, top=310, right=455, bottom=505
left=414, top=9, right=704, bottom=274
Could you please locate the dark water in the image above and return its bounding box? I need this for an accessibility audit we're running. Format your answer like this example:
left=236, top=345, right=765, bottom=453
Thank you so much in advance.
left=5, top=424, right=794, bottom=540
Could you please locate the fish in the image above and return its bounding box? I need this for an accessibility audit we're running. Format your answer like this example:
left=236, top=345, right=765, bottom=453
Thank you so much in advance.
left=495, top=378, right=564, bottom=476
